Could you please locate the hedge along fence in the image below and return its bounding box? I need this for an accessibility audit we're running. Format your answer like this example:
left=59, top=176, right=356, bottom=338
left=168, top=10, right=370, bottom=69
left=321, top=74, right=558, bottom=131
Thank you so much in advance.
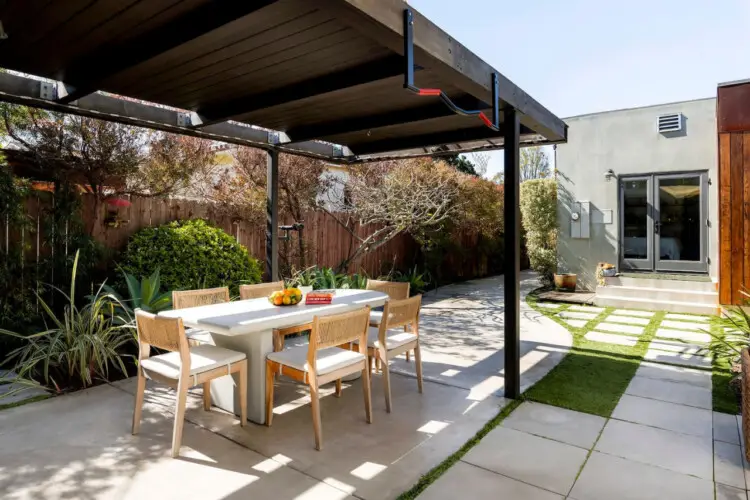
left=2, top=192, right=420, bottom=279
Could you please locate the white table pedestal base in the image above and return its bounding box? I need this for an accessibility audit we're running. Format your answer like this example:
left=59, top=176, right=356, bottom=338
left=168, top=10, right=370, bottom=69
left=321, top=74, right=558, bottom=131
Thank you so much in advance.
left=208, top=329, right=274, bottom=425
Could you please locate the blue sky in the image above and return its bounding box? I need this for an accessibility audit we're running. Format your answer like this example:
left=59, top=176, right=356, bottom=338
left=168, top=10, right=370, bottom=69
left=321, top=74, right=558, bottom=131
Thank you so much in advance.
left=409, top=0, right=750, bottom=178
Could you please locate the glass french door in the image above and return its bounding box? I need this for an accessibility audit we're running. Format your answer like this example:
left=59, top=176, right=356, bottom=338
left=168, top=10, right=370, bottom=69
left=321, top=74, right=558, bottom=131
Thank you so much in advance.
left=620, top=172, right=708, bottom=273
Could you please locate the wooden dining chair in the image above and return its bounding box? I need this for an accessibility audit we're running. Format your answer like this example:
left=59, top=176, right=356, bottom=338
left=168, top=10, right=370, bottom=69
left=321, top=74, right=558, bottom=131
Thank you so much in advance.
left=238, top=281, right=299, bottom=351
left=239, top=281, right=284, bottom=300
left=357, top=295, right=423, bottom=413
left=365, top=279, right=411, bottom=362
left=172, top=287, right=230, bottom=345
left=132, top=310, right=247, bottom=458
left=265, top=307, right=372, bottom=450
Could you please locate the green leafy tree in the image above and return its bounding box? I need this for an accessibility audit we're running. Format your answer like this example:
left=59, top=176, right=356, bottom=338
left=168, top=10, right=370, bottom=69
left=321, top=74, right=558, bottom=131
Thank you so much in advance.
left=435, top=153, right=478, bottom=176
left=519, top=178, right=558, bottom=286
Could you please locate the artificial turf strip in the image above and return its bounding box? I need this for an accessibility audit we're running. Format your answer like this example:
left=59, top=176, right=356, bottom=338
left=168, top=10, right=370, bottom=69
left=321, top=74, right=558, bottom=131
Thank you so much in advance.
left=524, top=293, right=663, bottom=417
left=710, top=317, right=740, bottom=414
left=0, top=394, right=49, bottom=412
left=396, top=398, right=523, bottom=500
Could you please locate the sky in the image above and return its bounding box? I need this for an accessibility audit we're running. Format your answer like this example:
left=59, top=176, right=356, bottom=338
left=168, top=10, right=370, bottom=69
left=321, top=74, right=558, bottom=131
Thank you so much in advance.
left=408, top=0, right=750, bottom=179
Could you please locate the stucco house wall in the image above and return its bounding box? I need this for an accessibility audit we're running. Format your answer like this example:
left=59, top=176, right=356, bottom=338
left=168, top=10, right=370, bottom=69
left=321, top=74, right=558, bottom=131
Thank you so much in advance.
left=556, top=98, right=718, bottom=290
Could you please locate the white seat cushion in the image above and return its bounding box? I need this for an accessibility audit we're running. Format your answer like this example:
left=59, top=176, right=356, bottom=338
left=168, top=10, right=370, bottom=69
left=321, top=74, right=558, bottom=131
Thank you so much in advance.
left=360, top=327, right=418, bottom=350
left=185, top=328, right=212, bottom=344
left=369, top=311, right=383, bottom=325
left=140, top=345, right=246, bottom=381
left=267, top=345, right=365, bottom=376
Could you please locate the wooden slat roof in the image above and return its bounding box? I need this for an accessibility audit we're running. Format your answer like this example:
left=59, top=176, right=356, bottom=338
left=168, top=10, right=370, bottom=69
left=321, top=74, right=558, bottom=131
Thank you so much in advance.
left=0, top=0, right=567, bottom=162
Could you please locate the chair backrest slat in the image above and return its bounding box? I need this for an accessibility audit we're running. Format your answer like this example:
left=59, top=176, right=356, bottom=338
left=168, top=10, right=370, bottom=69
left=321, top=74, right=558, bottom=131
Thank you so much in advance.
left=239, top=281, right=285, bottom=300
left=383, top=295, right=422, bottom=331
left=172, top=287, right=230, bottom=310
left=310, top=307, right=370, bottom=351
left=366, top=279, right=410, bottom=300
left=135, top=310, right=185, bottom=353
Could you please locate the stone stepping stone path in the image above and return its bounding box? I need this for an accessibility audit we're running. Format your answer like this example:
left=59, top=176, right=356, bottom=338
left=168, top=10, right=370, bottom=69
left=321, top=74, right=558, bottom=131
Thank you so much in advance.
left=605, top=315, right=650, bottom=326
left=664, top=313, right=710, bottom=323
left=649, top=338, right=707, bottom=356
left=660, top=320, right=706, bottom=332
left=643, top=347, right=712, bottom=369
left=558, top=311, right=598, bottom=321
left=655, top=328, right=711, bottom=344
left=585, top=331, right=639, bottom=347
left=569, top=305, right=605, bottom=313
left=612, top=309, right=655, bottom=318
left=536, top=302, right=563, bottom=310
left=596, top=322, right=645, bottom=336
left=561, top=318, right=588, bottom=328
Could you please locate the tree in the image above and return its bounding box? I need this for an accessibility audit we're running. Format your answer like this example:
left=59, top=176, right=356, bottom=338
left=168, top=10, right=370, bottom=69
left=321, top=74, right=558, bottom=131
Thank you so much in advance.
left=434, top=153, right=478, bottom=176
left=519, top=178, right=557, bottom=286
left=211, top=147, right=332, bottom=271
left=1, top=105, right=217, bottom=234
left=491, top=146, right=552, bottom=184
left=325, top=158, right=466, bottom=272
left=468, top=152, right=491, bottom=177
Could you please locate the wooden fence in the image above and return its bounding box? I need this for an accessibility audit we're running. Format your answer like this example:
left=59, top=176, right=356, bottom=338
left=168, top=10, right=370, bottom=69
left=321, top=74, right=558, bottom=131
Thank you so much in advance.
left=3, top=192, right=518, bottom=282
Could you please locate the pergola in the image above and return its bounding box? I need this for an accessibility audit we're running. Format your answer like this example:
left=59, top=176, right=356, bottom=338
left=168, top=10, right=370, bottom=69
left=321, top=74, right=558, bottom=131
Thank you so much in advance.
left=0, top=0, right=566, bottom=398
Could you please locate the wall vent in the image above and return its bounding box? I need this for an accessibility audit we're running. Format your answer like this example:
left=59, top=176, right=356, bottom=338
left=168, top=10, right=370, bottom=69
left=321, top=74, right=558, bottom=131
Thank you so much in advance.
left=657, top=113, right=683, bottom=133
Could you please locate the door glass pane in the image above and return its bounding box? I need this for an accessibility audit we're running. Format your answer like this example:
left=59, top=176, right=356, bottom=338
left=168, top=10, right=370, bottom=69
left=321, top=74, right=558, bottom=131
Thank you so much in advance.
left=622, top=179, right=649, bottom=259
left=658, top=176, right=701, bottom=262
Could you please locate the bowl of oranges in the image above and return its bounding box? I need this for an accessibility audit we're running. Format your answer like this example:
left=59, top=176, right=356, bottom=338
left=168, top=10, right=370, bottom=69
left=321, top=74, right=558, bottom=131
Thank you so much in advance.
left=269, top=287, right=303, bottom=306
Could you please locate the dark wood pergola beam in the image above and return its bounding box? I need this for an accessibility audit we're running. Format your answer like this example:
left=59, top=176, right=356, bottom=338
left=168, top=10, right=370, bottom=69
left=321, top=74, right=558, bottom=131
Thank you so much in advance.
left=194, top=55, right=405, bottom=128
left=56, top=1, right=281, bottom=104
left=285, top=95, right=485, bottom=143
left=324, top=0, right=567, bottom=144
left=350, top=124, right=516, bottom=156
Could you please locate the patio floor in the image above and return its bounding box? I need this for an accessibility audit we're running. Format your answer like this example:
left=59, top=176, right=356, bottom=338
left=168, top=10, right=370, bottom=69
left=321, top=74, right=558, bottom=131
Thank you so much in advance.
left=0, top=272, right=571, bottom=500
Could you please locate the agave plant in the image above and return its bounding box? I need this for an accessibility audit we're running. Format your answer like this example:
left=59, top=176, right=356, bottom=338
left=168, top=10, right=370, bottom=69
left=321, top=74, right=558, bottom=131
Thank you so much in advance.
left=387, top=266, right=431, bottom=296
left=0, top=251, right=135, bottom=396
left=103, top=268, right=172, bottom=323
left=348, top=272, right=369, bottom=290
left=288, top=266, right=317, bottom=288
left=314, top=267, right=350, bottom=290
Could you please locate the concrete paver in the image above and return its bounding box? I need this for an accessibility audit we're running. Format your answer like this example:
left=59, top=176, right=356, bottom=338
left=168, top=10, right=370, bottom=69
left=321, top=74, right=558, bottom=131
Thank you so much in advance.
left=643, top=348, right=712, bottom=369
left=635, top=361, right=712, bottom=388
left=501, top=401, right=606, bottom=449
left=569, top=451, right=714, bottom=500
left=715, top=412, right=742, bottom=445
left=665, top=313, right=711, bottom=323
left=624, top=376, right=711, bottom=409
left=661, top=320, right=709, bottom=332
left=596, top=322, right=644, bottom=335
left=714, top=441, right=746, bottom=489
left=584, top=331, right=638, bottom=346
left=655, top=328, right=711, bottom=343
left=558, top=310, right=598, bottom=321
left=611, top=309, right=655, bottom=318
left=612, top=394, right=712, bottom=438
left=605, top=314, right=651, bottom=326
left=595, top=419, right=713, bottom=479
left=463, top=426, right=587, bottom=495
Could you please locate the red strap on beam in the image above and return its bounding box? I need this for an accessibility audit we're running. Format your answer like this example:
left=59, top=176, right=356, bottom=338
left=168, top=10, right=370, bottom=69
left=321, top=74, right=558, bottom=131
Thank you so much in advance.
left=417, top=88, right=442, bottom=96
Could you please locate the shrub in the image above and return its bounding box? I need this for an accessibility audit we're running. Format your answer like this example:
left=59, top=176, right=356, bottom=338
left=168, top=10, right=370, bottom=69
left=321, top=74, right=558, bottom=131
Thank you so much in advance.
left=121, top=219, right=262, bottom=294
left=520, top=178, right=558, bottom=286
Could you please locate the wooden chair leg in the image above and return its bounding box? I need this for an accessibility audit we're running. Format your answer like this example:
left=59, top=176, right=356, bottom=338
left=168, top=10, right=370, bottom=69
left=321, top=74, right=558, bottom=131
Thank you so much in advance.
left=405, top=351, right=411, bottom=362
left=367, top=355, right=374, bottom=374
left=414, top=343, right=423, bottom=394
left=361, top=363, right=373, bottom=424
left=335, top=378, right=343, bottom=397
left=375, top=357, right=382, bottom=372
left=132, top=371, right=146, bottom=435
left=171, top=378, right=189, bottom=458
left=239, top=360, right=247, bottom=426
left=381, top=351, right=392, bottom=413
left=310, top=379, right=323, bottom=450
left=272, top=332, right=283, bottom=352
left=265, top=361, right=275, bottom=427
left=202, top=381, right=211, bottom=411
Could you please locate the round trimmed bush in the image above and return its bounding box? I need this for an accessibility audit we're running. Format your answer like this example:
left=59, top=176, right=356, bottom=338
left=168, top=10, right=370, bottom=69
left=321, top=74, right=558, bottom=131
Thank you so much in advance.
left=121, top=219, right=262, bottom=294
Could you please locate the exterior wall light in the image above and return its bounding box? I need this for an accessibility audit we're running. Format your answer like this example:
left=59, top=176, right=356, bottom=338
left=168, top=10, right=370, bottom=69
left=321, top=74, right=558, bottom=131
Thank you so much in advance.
left=604, top=169, right=616, bottom=181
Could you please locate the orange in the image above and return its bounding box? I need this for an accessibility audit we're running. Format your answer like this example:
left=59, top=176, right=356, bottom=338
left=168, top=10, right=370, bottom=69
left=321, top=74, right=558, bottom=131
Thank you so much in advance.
left=273, top=295, right=283, bottom=306
left=283, top=288, right=293, bottom=296
left=282, top=295, right=291, bottom=305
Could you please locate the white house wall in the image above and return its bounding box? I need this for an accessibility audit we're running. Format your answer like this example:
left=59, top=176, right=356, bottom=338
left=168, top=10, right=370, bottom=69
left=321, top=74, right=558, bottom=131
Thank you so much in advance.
left=556, top=98, right=718, bottom=290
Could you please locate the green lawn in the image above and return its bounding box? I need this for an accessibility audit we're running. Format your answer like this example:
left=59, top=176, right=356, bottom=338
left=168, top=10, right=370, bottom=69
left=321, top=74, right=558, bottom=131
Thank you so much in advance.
left=525, top=294, right=663, bottom=417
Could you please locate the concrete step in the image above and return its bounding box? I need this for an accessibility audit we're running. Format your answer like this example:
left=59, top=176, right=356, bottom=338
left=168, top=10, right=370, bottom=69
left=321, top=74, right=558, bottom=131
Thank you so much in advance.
left=604, top=276, right=717, bottom=293
left=595, top=295, right=721, bottom=315
left=596, top=285, right=718, bottom=305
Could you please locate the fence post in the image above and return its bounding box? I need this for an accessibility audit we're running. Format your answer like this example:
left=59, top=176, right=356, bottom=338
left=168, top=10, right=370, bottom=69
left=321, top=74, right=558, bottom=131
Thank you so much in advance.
left=266, top=150, right=279, bottom=281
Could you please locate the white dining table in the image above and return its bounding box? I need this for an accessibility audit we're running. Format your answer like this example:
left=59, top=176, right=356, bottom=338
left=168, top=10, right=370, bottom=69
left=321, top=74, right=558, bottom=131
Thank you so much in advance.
left=159, top=288, right=387, bottom=424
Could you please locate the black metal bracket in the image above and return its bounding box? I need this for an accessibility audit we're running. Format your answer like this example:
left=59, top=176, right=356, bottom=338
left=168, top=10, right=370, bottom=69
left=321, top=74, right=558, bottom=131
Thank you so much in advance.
left=279, top=222, right=304, bottom=242
left=403, top=8, right=500, bottom=131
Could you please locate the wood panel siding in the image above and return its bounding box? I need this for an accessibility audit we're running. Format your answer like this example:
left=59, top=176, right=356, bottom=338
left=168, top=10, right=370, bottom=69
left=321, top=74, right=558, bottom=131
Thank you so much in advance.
left=718, top=80, right=750, bottom=304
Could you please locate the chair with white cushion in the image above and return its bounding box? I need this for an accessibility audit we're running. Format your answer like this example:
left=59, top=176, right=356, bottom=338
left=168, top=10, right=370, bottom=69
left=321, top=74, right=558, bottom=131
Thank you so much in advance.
left=365, top=280, right=411, bottom=364
left=132, top=310, right=247, bottom=458
left=239, top=281, right=284, bottom=300
left=265, top=307, right=372, bottom=450
left=172, top=287, right=230, bottom=345
left=359, top=295, right=422, bottom=413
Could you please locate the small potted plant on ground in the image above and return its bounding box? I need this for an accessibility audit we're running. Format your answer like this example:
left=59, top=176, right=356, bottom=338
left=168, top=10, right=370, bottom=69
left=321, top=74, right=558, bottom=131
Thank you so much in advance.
left=595, top=262, right=616, bottom=286
left=553, top=271, right=577, bottom=291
